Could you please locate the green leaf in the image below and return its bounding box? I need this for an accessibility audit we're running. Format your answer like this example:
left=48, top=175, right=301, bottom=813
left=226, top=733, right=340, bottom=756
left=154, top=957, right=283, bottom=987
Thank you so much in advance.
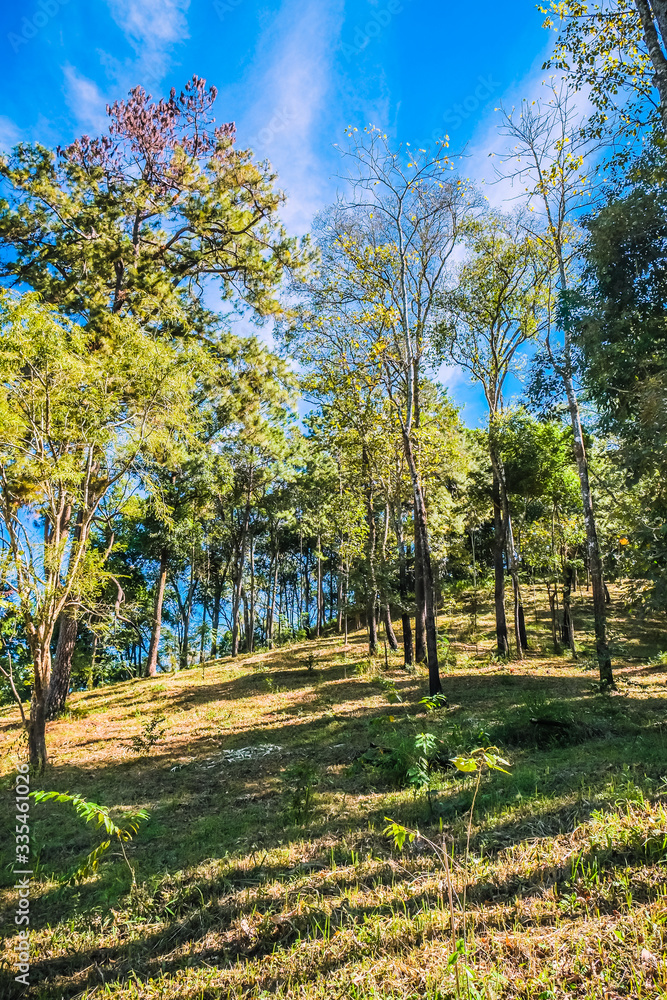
left=450, top=755, right=478, bottom=773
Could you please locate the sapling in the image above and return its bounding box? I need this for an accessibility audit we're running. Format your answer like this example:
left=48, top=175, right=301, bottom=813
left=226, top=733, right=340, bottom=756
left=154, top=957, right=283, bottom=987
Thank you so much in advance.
left=30, top=790, right=149, bottom=886
left=385, top=746, right=510, bottom=1000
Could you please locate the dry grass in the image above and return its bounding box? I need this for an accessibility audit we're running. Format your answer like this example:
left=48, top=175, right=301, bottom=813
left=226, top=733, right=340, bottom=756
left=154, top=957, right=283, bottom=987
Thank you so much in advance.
left=1, top=582, right=666, bottom=999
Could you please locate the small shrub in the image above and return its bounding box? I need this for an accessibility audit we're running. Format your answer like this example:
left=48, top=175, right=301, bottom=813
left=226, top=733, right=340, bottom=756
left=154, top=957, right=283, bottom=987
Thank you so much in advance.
left=30, top=790, right=149, bottom=885
left=282, top=761, right=319, bottom=823
left=130, top=711, right=167, bottom=754
left=379, top=676, right=402, bottom=704
left=265, top=675, right=285, bottom=694
left=437, top=633, right=457, bottom=667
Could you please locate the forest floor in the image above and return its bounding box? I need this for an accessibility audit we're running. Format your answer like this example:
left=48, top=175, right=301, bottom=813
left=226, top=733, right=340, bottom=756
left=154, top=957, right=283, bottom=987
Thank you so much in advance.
left=1, top=582, right=666, bottom=1000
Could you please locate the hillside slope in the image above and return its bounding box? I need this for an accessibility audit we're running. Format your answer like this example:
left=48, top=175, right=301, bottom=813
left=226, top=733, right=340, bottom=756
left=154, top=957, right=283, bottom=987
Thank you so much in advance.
left=1, top=586, right=666, bottom=999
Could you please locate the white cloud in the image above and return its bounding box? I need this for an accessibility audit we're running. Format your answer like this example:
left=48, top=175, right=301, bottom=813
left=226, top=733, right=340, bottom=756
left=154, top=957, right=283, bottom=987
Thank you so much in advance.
left=60, top=1, right=191, bottom=138
left=62, top=65, right=109, bottom=133
left=238, top=0, right=345, bottom=235
left=102, top=0, right=190, bottom=93
left=0, top=115, right=23, bottom=152
left=460, top=55, right=595, bottom=213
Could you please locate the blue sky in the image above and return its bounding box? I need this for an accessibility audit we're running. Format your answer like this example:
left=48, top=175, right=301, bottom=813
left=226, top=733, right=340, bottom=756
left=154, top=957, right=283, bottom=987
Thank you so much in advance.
left=2, top=0, right=554, bottom=425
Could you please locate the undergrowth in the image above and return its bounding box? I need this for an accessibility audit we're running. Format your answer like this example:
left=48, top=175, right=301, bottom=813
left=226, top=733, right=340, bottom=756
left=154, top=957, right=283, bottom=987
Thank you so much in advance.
left=1, top=584, right=666, bottom=999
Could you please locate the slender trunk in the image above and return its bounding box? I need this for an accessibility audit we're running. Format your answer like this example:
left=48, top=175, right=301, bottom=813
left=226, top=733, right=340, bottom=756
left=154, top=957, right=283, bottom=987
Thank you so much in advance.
left=89, top=634, right=97, bottom=690
left=304, top=548, right=311, bottom=633
left=337, top=554, right=344, bottom=633
left=46, top=611, right=78, bottom=719
left=490, top=440, right=523, bottom=659
left=562, top=375, right=613, bottom=685
left=210, top=571, right=222, bottom=659
left=199, top=603, right=207, bottom=664
left=242, top=586, right=250, bottom=652
left=231, top=495, right=251, bottom=658
left=363, top=449, right=378, bottom=655
left=344, top=565, right=349, bottom=647
left=395, top=505, right=414, bottom=667
left=546, top=223, right=614, bottom=684
left=470, top=529, right=478, bottom=636
left=383, top=602, right=399, bottom=651
left=298, top=526, right=304, bottom=626
left=403, top=432, right=441, bottom=694
left=249, top=538, right=255, bottom=653
left=562, top=562, right=577, bottom=658
left=492, top=470, right=510, bottom=656
left=175, top=558, right=197, bottom=672
left=635, top=0, right=667, bottom=132
left=546, top=580, right=561, bottom=653
left=505, top=513, right=527, bottom=655
left=179, top=607, right=191, bottom=671
left=268, top=554, right=279, bottom=648
left=145, top=547, right=168, bottom=677
left=413, top=511, right=427, bottom=663
left=28, top=643, right=51, bottom=771
left=316, top=532, right=323, bottom=637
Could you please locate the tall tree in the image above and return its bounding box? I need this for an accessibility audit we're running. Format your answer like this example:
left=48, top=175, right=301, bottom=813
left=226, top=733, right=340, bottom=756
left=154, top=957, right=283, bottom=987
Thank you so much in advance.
left=0, top=75, right=301, bottom=708
left=542, top=0, right=667, bottom=135
left=291, top=131, right=472, bottom=692
left=495, top=83, right=615, bottom=689
left=0, top=294, right=204, bottom=768
left=439, top=212, right=549, bottom=657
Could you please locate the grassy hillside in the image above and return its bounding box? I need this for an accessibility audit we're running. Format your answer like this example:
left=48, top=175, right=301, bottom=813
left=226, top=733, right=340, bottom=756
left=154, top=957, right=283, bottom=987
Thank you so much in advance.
left=1, top=584, right=666, bottom=999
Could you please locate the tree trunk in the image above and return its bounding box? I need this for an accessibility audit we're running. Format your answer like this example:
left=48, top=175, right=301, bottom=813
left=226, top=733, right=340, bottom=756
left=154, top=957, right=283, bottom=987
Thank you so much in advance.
left=403, top=432, right=441, bottom=694
left=383, top=602, right=399, bottom=651
left=304, top=547, right=311, bottom=633
left=362, top=448, right=378, bottom=655
left=241, top=586, right=249, bottom=652
left=231, top=495, right=251, bottom=658
left=179, top=607, right=191, bottom=671
left=561, top=373, right=613, bottom=686
left=28, top=644, right=51, bottom=771
left=505, top=512, right=528, bottom=654
left=199, top=603, right=207, bottom=664
left=562, top=562, right=577, bottom=658
left=395, top=505, right=414, bottom=667
left=210, top=571, right=222, bottom=659
left=413, top=510, right=427, bottom=663
left=337, top=555, right=344, bottom=633
left=316, top=532, right=323, bottom=637
left=470, top=529, right=479, bottom=636
left=267, top=554, right=279, bottom=648
left=145, top=547, right=168, bottom=677
left=635, top=0, right=667, bottom=132
left=546, top=580, right=561, bottom=653
left=46, top=611, right=78, bottom=719
left=492, top=471, right=510, bottom=656
left=249, top=537, right=255, bottom=653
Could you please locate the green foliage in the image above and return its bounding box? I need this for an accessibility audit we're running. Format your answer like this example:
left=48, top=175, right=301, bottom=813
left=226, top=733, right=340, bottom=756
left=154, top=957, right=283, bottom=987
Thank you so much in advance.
left=541, top=0, right=656, bottom=140
left=419, top=693, right=448, bottom=713
left=30, top=790, right=149, bottom=884
left=130, top=712, right=167, bottom=754
left=281, top=762, right=319, bottom=824
left=379, top=676, right=402, bottom=704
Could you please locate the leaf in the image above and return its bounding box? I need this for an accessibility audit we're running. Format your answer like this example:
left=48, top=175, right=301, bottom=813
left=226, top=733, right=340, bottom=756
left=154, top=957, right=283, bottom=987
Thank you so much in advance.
left=450, top=755, right=478, bottom=773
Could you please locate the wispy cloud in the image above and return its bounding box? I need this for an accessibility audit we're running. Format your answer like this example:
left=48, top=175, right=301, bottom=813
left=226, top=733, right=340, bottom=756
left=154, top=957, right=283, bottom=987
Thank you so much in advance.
left=0, top=115, right=23, bottom=151
left=240, top=0, right=345, bottom=235
left=60, top=1, right=191, bottom=139
left=62, top=65, right=109, bottom=133
left=101, top=0, right=190, bottom=93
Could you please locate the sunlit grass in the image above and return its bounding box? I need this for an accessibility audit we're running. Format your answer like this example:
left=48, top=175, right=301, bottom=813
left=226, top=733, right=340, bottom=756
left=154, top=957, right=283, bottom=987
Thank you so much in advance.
left=0, top=583, right=665, bottom=998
